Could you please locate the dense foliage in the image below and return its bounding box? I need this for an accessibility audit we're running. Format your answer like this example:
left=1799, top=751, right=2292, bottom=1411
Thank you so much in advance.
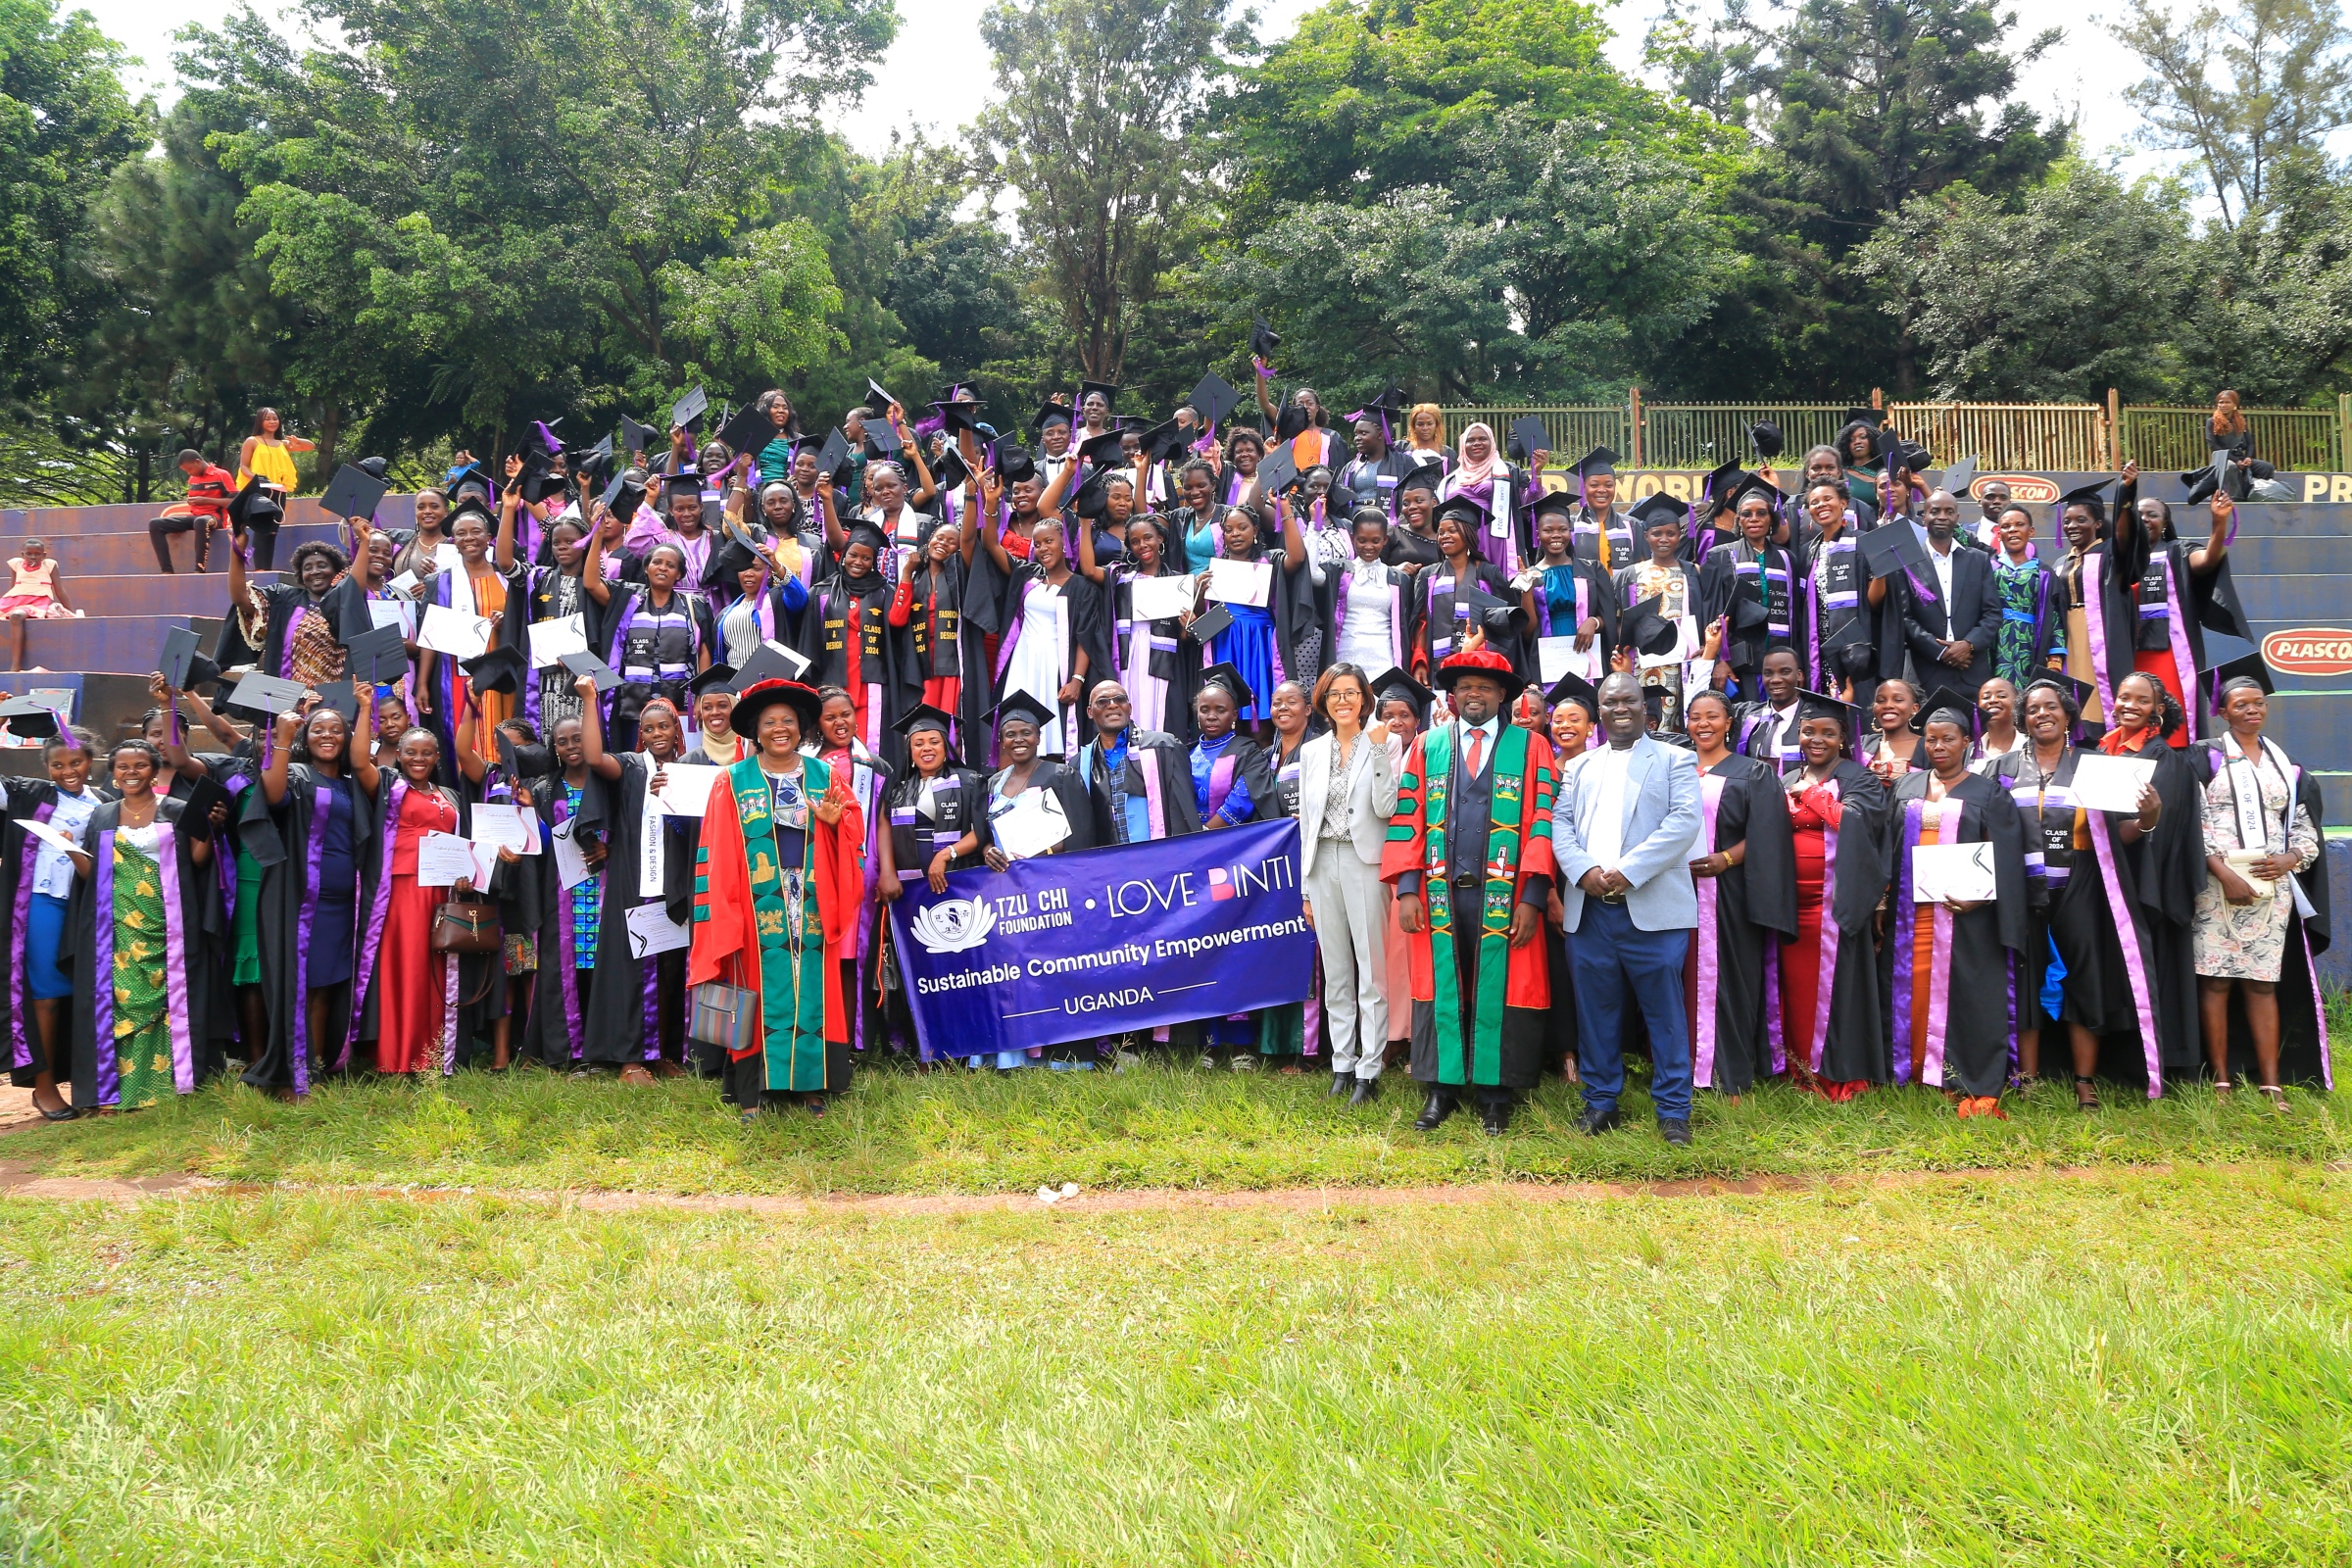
left=12, top=0, right=2352, bottom=489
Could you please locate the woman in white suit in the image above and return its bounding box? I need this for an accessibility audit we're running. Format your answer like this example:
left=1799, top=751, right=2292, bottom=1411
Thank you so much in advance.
left=1298, top=662, right=1400, bottom=1104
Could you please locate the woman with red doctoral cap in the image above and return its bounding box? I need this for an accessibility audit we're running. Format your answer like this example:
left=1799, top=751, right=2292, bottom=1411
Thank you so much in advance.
left=688, top=678, right=865, bottom=1120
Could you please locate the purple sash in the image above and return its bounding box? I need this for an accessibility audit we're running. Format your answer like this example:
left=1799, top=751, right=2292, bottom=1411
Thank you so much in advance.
left=286, top=783, right=329, bottom=1096
left=1889, top=795, right=1965, bottom=1087
left=1691, top=771, right=1727, bottom=1088
left=2083, top=551, right=2117, bottom=721
left=1808, top=780, right=1842, bottom=1072
left=9, top=800, right=54, bottom=1071
left=91, top=824, right=196, bottom=1106
left=549, top=785, right=585, bottom=1060
left=343, top=778, right=409, bottom=1070
left=2083, top=805, right=2163, bottom=1097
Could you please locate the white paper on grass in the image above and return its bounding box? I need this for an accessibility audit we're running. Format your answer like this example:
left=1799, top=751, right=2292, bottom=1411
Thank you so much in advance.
left=368, top=598, right=416, bottom=636
left=1128, top=572, right=1197, bottom=622
left=416, top=831, right=478, bottom=888
left=1204, top=557, right=1273, bottom=609
left=625, top=902, right=692, bottom=959
left=416, top=604, right=493, bottom=660
left=528, top=613, right=589, bottom=668
left=1911, top=840, right=1997, bottom=904
left=2071, top=753, right=2157, bottom=813
left=991, top=788, right=1070, bottom=860
left=551, top=818, right=594, bottom=890
left=646, top=762, right=723, bottom=817
left=469, top=803, right=538, bottom=856
left=1537, top=634, right=1599, bottom=686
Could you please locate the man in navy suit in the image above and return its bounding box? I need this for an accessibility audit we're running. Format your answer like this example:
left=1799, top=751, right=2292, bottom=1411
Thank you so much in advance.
left=1553, top=671, right=1703, bottom=1144
left=1895, top=489, right=2002, bottom=692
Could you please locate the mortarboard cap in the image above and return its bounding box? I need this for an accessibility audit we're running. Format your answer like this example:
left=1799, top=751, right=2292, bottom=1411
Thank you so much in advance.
left=662, top=470, right=703, bottom=499
left=1545, top=670, right=1600, bottom=719
left=812, top=428, right=854, bottom=484
left=175, top=773, right=230, bottom=842
left=716, top=402, right=774, bottom=461
left=1076, top=379, right=1118, bottom=411
left=893, top=703, right=957, bottom=738
left=2201, top=630, right=2273, bottom=695
left=989, top=690, right=1056, bottom=731
left=1076, top=427, right=1127, bottom=468
left=1621, top=593, right=1682, bottom=658
left=669, top=385, right=709, bottom=430
left=0, top=695, right=59, bottom=740
left=619, top=415, right=659, bottom=455
left=1250, top=318, right=1280, bottom=363
left=1859, top=519, right=1933, bottom=581
left=1911, top=684, right=1979, bottom=735
left=1433, top=490, right=1489, bottom=531
left=559, top=650, right=621, bottom=693
left=1137, top=417, right=1188, bottom=465
left=1396, top=458, right=1445, bottom=496
left=931, top=445, right=974, bottom=495
left=516, top=448, right=565, bottom=505
left=844, top=519, right=890, bottom=554
left=356, top=456, right=390, bottom=480
left=1197, top=661, right=1255, bottom=710
left=602, top=467, right=646, bottom=525
left=1569, top=445, right=1617, bottom=480
left=1749, top=421, right=1785, bottom=461
left=2055, top=479, right=2112, bottom=516
left=1792, top=687, right=1862, bottom=731
left=731, top=640, right=812, bottom=690
left=1699, top=458, right=1744, bottom=510
left=341, top=622, right=409, bottom=687
left=1942, top=456, right=1979, bottom=496
left=461, top=643, right=527, bottom=697
left=688, top=662, right=736, bottom=697
left=1187, top=372, right=1242, bottom=430
left=1254, top=446, right=1301, bottom=498
left=1369, top=664, right=1433, bottom=721
left=224, top=671, right=309, bottom=717
left=1726, top=473, right=1783, bottom=514
left=933, top=399, right=981, bottom=437
left=1531, top=488, right=1577, bottom=521
left=1841, top=407, right=1883, bottom=428
left=1035, top=401, right=1073, bottom=432
left=865, top=415, right=903, bottom=457
left=867, top=378, right=901, bottom=413
left=159, top=625, right=203, bottom=691
left=320, top=464, right=389, bottom=523
left=226, top=474, right=283, bottom=534
left=1508, top=418, right=1553, bottom=466
left=315, top=679, right=362, bottom=725
left=1730, top=592, right=1773, bottom=632
left=1631, top=492, right=1688, bottom=534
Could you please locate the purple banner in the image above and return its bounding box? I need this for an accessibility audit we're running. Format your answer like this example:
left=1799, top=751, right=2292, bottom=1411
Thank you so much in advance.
left=888, top=818, right=1315, bottom=1057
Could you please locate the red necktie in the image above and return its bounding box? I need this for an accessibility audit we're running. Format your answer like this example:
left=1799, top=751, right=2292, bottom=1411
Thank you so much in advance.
left=1464, top=728, right=1485, bottom=778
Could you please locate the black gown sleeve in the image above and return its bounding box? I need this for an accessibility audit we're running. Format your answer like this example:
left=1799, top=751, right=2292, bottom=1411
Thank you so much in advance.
left=1736, top=760, right=1798, bottom=939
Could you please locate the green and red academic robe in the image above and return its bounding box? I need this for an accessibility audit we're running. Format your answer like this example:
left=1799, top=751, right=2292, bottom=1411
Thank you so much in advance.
left=1379, top=720, right=1557, bottom=1090
left=688, top=756, right=865, bottom=1101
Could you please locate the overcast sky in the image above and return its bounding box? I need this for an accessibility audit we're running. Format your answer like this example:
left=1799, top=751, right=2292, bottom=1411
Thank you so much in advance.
left=79, top=0, right=2167, bottom=175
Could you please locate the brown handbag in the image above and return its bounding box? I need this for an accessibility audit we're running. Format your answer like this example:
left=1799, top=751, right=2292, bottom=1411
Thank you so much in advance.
left=430, top=899, right=503, bottom=956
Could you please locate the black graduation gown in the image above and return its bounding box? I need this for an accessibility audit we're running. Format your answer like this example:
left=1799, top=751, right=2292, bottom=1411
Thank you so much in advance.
left=1414, top=557, right=1523, bottom=679
left=1520, top=557, right=1616, bottom=676
left=1788, top=760, right=1891, bottom=1084
left=1860, top=734, right=1930, bottom=776
left=1733, top=702, right=1804, bottom=776
left=901, top=557, right=993, bottom=766
left=1111, top=564, right=1202, bottom=746
left=244, top=763, right=381, bottom=1094
left=1071, top=730, right=1203, bottom=844
left=2187, top=744, right=2333, bottom=1088
left=980, top=564, right=1116, bottom=758
left=1793, top=523, right=1886, bottom=705
left=1987, top=746, right=2178, bottom=1092
left=514, top=767, right=602, bottom=1067
left=1697, top=755, right=1799, bottom=1094
left=1700, top=540, right=1799, bottom=687
left=1884, top=769, right=2029, bottom=1097
left=881, top=765, right=986, bottom=885
left=1567, top=504, right=1635, bottom=572
left=800, top=569, right=906, bottom=762
left=578, top=753, right=694, bottom=1067
left=980, top=760, right=1098, bottom=857
left=601, top=582, right=719, bottom=753
left=65, top=797, right=228, bottom=1107
left=2, top=778, right=80, bottom=1086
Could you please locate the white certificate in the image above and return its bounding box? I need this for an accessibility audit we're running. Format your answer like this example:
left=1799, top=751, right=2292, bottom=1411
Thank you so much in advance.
left=1204, top=557, right=1273, bottom=609
left=624, top=902, right=692, bottom=959
left=1129, top=572, right=1196, bottom=622
left=18, top=816, right=82, bottom=857
left=368, top=598, right=416, bottom=636
left=1537, top=634, right=1599, bottom=686
left=551, top=818, right=594, bottom=891
left=469, top=803, right=538, bottom=856
left=646, top=762, right=723, bottom=817
left=416, top=831, right=478, bottom=888
left=991, top=788, right=1070, bottom=860
left=528, top=613, right=589, bottom=668
left=2071, top=753, right=2157, bottom=813
left=433, top=542, right=462, bottom=573
left=1911, top=840, right=1996, bottom=904
left=386, top=570, right=421, bottom=598
left=640, top=802, right=667, bottom=898
left=417, top=604, right=493, bottom=660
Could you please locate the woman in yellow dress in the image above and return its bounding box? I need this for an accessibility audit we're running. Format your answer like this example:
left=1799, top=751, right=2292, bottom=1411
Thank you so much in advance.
left=235, top=408, right=313, bottom=570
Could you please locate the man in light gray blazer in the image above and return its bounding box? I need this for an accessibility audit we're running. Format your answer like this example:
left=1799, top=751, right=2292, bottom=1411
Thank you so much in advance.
left=1553, top=670, right=1704, bottom=1144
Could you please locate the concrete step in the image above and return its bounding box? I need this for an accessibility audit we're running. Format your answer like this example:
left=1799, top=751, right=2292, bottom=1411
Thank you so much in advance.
left=12, top=614, right=226, bottom=680
left=2, top=494, right=420, bottom=539
left=45, top=572, right=283, bottom=621
left=38, top=523, right=341, bottom=578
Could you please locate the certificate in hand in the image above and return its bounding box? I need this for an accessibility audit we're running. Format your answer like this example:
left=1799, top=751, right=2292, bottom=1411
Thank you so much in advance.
left=1204, top=557, right=1273, bottom=609
left=1537, top=634, right=1599, bottom=686
left=991, top=789, right=1070, bottom=860
left=646, top=762, right=723, bottom=817
left=528, top=613, right=589, bottom=668
left=368, top=598, right=416, bottom=636
left=2070, top=753, right=2156, bottom=813
left=1129, top=572, right=1196, bottom=622
left=624, top=902, right=693, bottom=959
left=1911, top=841, right=1996, bottom=904
left=551, top=819, right=594, bottom=891
left=469, top=803, right=539, bottom=856
left=417, top=604, right=493, bottom=660
left=18, top=816, right=81, bottom=858
left=416, top=831, right=479, bottom=888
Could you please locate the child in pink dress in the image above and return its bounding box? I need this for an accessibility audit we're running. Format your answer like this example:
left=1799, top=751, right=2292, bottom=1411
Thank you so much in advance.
left=0, top=541, right=74, bottom=619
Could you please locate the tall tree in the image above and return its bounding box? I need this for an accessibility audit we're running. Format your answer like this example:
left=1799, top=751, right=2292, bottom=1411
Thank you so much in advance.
left=2115, top=0, right=2352, bottom=232
left=972, top=0, right=1245, bottom=384
left=0, top=0, right=150, bottom=405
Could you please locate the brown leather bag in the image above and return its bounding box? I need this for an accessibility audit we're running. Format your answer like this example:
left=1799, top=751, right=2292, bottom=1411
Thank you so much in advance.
left=430, top=899, right=502, bottom=956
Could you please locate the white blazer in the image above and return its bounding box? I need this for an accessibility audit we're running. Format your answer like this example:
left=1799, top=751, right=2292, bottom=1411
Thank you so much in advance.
left=1296, top=729, right=1399, bottom=876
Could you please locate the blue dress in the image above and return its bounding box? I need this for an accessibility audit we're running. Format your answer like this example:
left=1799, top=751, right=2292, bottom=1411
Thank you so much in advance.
left=1207, top=601, right=1279, bottom=721
left=306, top=775, right=359, bottom=989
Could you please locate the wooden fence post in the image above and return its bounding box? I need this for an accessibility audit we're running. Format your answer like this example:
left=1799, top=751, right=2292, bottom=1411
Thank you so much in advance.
left=1871, top=387, right=1884, bottom=413
left=1629, top=386, right=1643, bottom=468
left=2338, top=392, right=2350, bottom=472
left=2108, top=388, right=2122, bottom=471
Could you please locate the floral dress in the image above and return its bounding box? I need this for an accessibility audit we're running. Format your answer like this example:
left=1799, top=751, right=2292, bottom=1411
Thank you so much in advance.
left=2193, top=747, right=2319, bottom=980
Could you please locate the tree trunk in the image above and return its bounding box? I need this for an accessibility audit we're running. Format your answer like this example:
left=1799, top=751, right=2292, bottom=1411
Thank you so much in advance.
left=316, top=402, right=342, bottom=481
left=135, top=440, right=152, bottom=505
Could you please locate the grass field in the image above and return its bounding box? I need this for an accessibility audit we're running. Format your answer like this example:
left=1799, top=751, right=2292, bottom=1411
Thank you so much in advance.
left=6, top=1050, right=2348, bottom=1197
left=1, top=1166, right=2348, bottom=1564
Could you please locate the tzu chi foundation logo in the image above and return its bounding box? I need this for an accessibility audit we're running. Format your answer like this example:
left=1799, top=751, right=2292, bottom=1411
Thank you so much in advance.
left=910, top=897, right=997, bottom=955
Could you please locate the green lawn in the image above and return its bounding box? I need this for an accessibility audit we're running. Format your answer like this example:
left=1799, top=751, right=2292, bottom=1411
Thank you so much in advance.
left=1, top=1167, right=2347, bottom=1563
left=8, top=1047, right=2349, bottom=1198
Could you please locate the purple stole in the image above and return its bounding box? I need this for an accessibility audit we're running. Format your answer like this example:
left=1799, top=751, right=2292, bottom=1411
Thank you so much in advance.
left=283, top=782, right=334, bottom=1097
left=88, top=822, right=196, bottom=1108
left=8, top=799, right=55, bottom=1072
left=345, top=780, right=459, bottom=1075
left=1806, top=779, right=1842, bottom=1072
left=1888, top=795, right=1967, bottom=1087
left=549, top=785, right=586, bottom=1061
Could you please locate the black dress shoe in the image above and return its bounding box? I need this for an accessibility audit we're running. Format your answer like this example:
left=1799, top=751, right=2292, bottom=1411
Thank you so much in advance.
left=1326, top=1072, right=1352, bottom=1099
left=1412, top=1092, right=1456, bottom=1131
left=1658, top=1117, right=1692, bottom=1147
left=1575, top=1105, right=1622, bottom=1137
left=1348, top=1076, right=1380, bottom=1107
left=1480, top=1101, right=1512, bottom=1137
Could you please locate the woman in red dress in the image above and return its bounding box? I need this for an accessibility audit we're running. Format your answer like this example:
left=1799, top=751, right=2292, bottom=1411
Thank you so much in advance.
left=347, top=724, right=472, bottom=1074
left=1778, top=692, right=1892, bottom=1099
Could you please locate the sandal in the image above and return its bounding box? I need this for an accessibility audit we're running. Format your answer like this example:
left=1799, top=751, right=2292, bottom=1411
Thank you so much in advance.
left=2213, top=1078, right=2235, bottom=1097
left=2074, top=1075, right=2100, bottom=1111
left=2259, top=1084, right=2290, bottom=1113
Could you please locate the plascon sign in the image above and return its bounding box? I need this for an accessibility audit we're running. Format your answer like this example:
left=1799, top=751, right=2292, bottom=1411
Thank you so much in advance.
left=1966, top=474, right=2059, bottom=503
left=2261, top=628, right=2352, bottom=676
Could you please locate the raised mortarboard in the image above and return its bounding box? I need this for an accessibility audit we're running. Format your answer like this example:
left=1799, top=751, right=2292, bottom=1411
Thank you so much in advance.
left=2023, top=671, right=2096, bottom=713
left=1074, top=467, right=1117, bottom=520
left=603, top=466, right=646, bottom=523
left=319, top=464, right=389, bottom=523
left=931, top=445, right=974, bottom=495
left=1186, top=602, right=1235, bottom=647
left=1749, top=420, right=1785, bottom=460
left=159, top=625, right=202, bottom=690
left=516, top=448, right=565, bottom=505
left=1396, top=458, right=1446, bottom=496
left=341, top=622, right=409, bottom=687
left=1941, top=455, right=1979, bottom=496
left=1188, top=372, right=1242, bottom=430
left=1137, top=416, right=1188, bottom=465
left=1250, top=318, right=1280, bottom=363
left=717, top=402, right=774, bottom=462
left=315, top=679, right=362, bottom=725
left=996, top=443, right=1037, bottom=488
left=1076, top=427, right=1126, bottom=468
left=0, top=695, right=59, bottom=740
left=1631, top=492, right=1688, bottom=534
left=2055, top=479, right=2112, bottom=518
left=1197, top=662, right=1255, bottom=710
left=893, top=702, right=957, bottom=738
left=732, top=640, right=812, bottom=689
left=529, top=417, right=564, bottom=456
left=1447, top=579, right=1510, bottom=620
left=1621, top=593, right=1682, bottom=658
left=573, top=433, right=615, bottom=482
left=461, top=643, right=527, bottom=697
left=865, top=414, right=903, bottom=457
left=1076, top=378, right=1118, bottom=412
left=669, top=385, right=709, bottom=430
left=1545, top=670, right=1600, bottom=719
left=2201, top=629, right=2273, bottom=694
left=1699, top=457, right=1744, bottom=510
left=1887, top=439, right=1933, bottom=475
left=619, top=415, right=659, bottom=455
left=176, top=774, right=230, bottom=842
left=1254, top=445, right=1300, bottom=497
left=688, top=662, right=736, bottom=697
left=1859, top=519, right=1933, bottom=581
left=224, top=671, right=309, bottom=717
left=226, top=474, right=282, bottom=534
left=1035, top=401, right=1074, bottom=432
left=1911, top=684, right=1979, bottom=734
left=989, top=690, right=1057, bottom=731
left=356, top=456, right=390, bottom=480
left=934, top=399, right=981, bottom=438
left=813, top=428, right=854, bottom=484
left=867, top=378, right=900, bottom=413
left=560, top=650, right=621, bottom=693
left=1508, top=417, right=1552, bottom=466
left=1569, top=445, right=1617, bottom=481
